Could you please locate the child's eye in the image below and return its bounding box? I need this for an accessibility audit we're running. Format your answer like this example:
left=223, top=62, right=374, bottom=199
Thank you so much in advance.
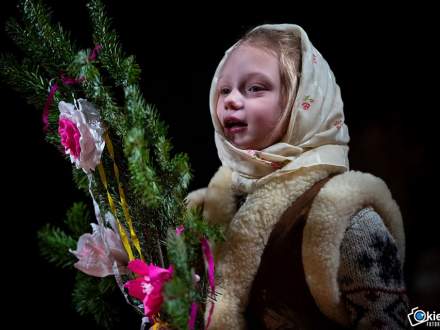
left=219, top=87, right=231, bottom=95
left=247, top=85, right=265, bottom=93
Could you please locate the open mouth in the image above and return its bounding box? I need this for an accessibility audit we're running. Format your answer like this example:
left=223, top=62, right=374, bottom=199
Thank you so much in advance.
left=224, top=118, right=248, bottom=129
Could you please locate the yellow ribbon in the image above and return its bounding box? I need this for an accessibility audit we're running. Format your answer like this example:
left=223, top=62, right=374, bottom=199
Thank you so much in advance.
left=152, top=314, right=168, bottom=330
left=97, top=163, right=135, bottom=260
left=103, top=132, right=144, bottom=260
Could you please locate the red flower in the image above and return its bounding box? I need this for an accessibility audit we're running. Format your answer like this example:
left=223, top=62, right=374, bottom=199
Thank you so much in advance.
left=302, top=102, right=311, bottom=110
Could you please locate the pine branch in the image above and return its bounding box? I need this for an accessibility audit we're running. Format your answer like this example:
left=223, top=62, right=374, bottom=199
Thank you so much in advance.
left=0, top=54, right=72, bottom=145
left=182, top=208, right=225, bottom=265
left=124, top=84, right=149, bottom=127
left=124, top=126, right=163, bottom=210
left=64, top=202, right=91, bottom=238
left=38, top=224, right=77, bottom=268
left=0, top=54, right=48, bottom=109
left=169, top=153, right=192, bottom=200
left=163, top=229, right=191, bottom=330
left=123, top=84, right=192, bottom=234
left=163, top=276, right=191, bottom=329
left=72, top=273, right=120, bottom=329
left=87, top=0, right=141, bottom=87
left=72, top=168, right=90, bottom=194
left=163, top=212, right=224, bottom=330
left=2, top=2, right=219, bottom=328
left=16, top=0, right=76, bottom=75
left=73, top=52, right=127, bottom=137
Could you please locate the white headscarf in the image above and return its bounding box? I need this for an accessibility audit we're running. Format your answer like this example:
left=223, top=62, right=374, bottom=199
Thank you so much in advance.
left=210, top=24, right=350, bottom=193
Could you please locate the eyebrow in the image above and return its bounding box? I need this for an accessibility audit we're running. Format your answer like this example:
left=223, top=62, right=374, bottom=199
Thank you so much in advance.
left=244, top=72, right=273, bottom=82
left=218, top=72, right=273, bottom=84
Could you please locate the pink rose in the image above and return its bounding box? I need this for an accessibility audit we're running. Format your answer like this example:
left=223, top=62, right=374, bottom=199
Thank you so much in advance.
left=58, top=99, right=105, bottom=173
left=124, top=260, right=173, bottom=317
left=58, top=118, right=81, bottom=159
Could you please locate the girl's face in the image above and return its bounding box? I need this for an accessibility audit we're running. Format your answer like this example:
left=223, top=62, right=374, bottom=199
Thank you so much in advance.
left=216, top=45, right=286, bottom=150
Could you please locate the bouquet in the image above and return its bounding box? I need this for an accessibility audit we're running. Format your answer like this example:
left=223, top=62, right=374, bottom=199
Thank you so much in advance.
left=0, top=1, right=223, bottom=329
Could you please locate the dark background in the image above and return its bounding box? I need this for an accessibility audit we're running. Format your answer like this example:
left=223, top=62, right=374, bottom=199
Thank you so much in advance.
left=1, top=1, right=437, bottom=328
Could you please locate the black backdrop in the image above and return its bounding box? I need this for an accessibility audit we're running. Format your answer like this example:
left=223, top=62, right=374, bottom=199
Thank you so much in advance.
left=1, top=1, right=437, bottom=328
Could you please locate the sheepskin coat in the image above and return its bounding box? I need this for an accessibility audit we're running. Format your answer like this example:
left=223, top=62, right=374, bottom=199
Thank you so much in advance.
left=186, top=166, right=404, bottom=329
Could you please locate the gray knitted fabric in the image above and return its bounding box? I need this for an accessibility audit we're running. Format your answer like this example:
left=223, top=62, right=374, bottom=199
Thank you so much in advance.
left=338, top=207, right=410, bottom=329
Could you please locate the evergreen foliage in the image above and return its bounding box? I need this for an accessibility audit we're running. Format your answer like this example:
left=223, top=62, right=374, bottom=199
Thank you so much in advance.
left=1, top=1, right=223, bottom=328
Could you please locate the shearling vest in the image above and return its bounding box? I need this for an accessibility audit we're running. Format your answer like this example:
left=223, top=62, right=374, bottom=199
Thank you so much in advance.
left=244, top=176, right=342, bottom=329
left=185, top=166, right=405, bottom=330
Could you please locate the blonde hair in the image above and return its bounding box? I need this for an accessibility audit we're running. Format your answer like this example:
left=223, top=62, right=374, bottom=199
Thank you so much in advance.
left=236, top=26, right=302, bottom=143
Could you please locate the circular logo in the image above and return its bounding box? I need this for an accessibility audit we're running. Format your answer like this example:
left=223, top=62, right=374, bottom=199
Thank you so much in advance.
left=415, top=310, right=426, bottom=321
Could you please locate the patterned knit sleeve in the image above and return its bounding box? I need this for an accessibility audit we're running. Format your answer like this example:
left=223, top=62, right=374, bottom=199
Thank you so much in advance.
left=337, top=207, right=411, bottom=329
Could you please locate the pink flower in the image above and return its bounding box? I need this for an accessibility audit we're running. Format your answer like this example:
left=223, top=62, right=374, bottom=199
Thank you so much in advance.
left=302, top=102, right=311, bottom=110
left=302, top=95, right=314, bottom=110
left=124, top=260, right=173, bottom=317
left=58, top=118, right=81, bottom=159
left=175, top=225, right=185, bottom=236
left=70, top=217, right=129, bottom=277
left=58, top=99, right=105, bottom=173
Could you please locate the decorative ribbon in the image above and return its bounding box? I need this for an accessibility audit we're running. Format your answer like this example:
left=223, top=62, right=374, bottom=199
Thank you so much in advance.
left=42, top=82, right=58, bottom=131
left=188, top=302, right=198, bottom=330
left=87, top=172, right=134, bottom=281
left=103, top=132, right=144, bottom=260
left=87, top=172, right=146, bottom=319
left=201, top=238, right=215, bottom=330
left=151, top=314, right=169, bottom=330
left=88, top=44, right=102, bottom=61
left=60, top=74, right=85, bottom=85
left=97, top=162, right=135, bottom=261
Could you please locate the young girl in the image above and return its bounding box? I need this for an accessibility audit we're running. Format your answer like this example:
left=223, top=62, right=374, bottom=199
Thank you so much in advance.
left=187, top=24, right=410, bottom=329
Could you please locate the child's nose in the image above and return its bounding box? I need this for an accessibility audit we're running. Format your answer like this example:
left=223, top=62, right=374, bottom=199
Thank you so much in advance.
left=224, top=89, right=244, bottom=110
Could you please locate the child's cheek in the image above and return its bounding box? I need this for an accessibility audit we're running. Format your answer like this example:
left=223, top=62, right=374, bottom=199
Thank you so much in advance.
left=215, top=109, right=223, bottom=129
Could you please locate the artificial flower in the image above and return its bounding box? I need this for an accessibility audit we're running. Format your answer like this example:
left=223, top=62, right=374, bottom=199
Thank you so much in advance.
left=124, top=259, right=173, bottom=317
left=58, top=99, right=105, bottom=173
left=70, top=213, right=129, bottom=277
